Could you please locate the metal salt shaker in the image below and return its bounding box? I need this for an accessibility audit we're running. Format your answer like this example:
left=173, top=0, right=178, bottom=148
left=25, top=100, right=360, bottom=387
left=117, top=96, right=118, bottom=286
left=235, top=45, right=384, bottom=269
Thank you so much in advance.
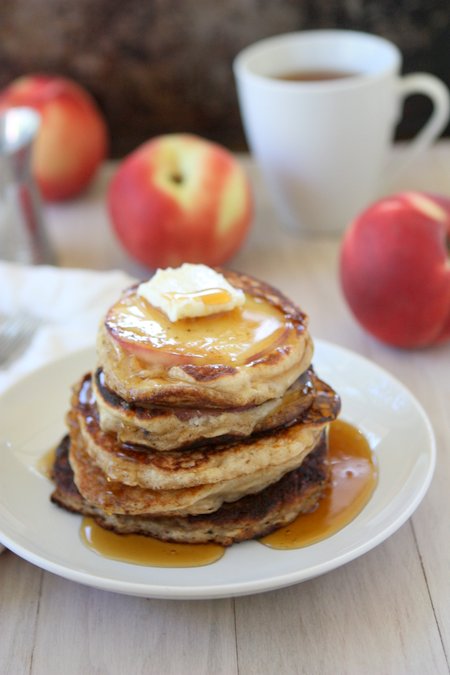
left=0, top=107, right=55, bottom=265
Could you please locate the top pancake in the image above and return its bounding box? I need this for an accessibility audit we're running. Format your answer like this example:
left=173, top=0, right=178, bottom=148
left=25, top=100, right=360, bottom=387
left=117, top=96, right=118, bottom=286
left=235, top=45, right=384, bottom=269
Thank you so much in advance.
left=98, top=269, right=313, bottom=408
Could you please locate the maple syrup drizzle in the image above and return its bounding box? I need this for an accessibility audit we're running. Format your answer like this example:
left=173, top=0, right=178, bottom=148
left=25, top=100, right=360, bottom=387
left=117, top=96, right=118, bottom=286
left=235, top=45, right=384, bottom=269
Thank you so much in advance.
left=80, top=518, right=225, bottom=567
left=76, top=420, right=376, bottom=566
left=106, top=293, right=291, bottom=366
left=261, top=419, right=378, bottom=549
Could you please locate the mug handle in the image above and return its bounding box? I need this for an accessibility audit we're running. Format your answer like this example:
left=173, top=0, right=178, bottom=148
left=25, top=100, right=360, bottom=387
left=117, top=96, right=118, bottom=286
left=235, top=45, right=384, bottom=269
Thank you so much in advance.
left=392, top=73, right=450, bottom=177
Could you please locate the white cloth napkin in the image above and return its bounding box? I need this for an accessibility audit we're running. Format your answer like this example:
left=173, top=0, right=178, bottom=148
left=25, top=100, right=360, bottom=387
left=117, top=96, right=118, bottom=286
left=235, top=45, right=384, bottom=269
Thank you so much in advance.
left=0, top=262, right=134, bottom=393
left=0, top=261, right=135, bottom=553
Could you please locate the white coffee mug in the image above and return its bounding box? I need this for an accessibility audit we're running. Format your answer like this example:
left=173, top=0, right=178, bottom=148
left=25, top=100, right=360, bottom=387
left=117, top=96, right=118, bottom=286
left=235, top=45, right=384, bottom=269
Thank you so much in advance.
left=233, top=30, right=450, bottom=235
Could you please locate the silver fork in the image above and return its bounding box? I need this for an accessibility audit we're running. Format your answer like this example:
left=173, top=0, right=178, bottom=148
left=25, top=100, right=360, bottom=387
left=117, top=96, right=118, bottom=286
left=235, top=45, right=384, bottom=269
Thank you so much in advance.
left=0, top=312, right=41, bottom=368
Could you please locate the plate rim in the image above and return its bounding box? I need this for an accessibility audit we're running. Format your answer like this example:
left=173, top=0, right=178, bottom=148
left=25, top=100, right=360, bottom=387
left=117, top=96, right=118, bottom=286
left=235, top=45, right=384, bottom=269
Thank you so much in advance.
left=0, top=340, right=436, bottom=599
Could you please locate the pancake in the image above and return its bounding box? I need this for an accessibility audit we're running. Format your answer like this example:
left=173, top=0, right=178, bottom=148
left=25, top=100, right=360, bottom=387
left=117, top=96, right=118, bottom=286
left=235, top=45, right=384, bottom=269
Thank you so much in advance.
left=69, top=412, right=326, bottom=516
left=75, top=371, right=339, bottom=490
left=93, top=366, right=316, bottom=450
left=97, top=270, right=313, bottom=408
left=51, top=433, right=329, bottom=546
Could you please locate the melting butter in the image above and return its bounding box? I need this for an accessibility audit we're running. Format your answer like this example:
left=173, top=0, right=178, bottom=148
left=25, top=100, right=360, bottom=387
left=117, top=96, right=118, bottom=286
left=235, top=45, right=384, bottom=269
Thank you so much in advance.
left=137, top=264, right=245, bottom=321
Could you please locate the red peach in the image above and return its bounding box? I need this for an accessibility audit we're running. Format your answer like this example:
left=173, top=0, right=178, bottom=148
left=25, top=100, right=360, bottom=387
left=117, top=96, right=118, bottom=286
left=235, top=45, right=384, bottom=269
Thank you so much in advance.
left=340, top=191, right=450, bottom=348
left=107, top=133, right=253, bottom=269
left=0, top=74, right=108, bottom=201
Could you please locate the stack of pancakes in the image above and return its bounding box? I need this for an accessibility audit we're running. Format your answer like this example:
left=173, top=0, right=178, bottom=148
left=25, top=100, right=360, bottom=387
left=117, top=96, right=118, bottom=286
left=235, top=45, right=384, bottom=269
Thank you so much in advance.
left=51, top=270, right=340, bottom=546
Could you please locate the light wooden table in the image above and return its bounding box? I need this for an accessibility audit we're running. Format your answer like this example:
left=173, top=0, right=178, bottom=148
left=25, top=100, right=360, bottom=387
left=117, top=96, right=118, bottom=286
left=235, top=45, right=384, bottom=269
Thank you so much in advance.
left=1, top=146, right=450, bottom=675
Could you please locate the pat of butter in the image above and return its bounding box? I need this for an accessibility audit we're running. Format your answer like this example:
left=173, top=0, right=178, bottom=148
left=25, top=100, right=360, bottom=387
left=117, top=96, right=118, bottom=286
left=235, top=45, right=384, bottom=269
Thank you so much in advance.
left=137, top=264, right=245, bottom=321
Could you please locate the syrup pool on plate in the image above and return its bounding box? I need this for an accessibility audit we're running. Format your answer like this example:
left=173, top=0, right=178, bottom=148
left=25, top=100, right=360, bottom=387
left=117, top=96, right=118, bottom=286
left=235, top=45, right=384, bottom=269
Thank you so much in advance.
left=80, top=518, right=225, bottom=567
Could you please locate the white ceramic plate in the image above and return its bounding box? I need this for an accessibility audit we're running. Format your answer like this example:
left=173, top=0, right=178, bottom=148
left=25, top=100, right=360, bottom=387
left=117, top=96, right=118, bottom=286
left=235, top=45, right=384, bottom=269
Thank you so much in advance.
left=0, top=341, right=435, bottom=599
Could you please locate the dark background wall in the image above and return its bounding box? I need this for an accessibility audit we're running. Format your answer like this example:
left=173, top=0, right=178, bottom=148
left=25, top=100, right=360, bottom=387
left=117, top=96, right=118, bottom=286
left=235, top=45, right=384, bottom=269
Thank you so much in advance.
left=0, top=0, right=448, bottom=158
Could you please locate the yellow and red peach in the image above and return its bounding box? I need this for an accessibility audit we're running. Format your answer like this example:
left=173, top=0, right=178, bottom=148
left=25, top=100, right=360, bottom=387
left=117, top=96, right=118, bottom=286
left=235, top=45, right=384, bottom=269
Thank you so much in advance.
left=340, top=192, right=450, bottom=348
left=107, top=134, right=253, bottom=269
left=0, top=74, right=108, bottom=201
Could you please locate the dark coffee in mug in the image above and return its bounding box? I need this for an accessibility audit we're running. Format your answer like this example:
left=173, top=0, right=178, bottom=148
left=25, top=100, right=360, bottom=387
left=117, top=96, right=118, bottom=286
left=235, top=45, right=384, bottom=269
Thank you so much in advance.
left=273, top=69, right=359, bottom=82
